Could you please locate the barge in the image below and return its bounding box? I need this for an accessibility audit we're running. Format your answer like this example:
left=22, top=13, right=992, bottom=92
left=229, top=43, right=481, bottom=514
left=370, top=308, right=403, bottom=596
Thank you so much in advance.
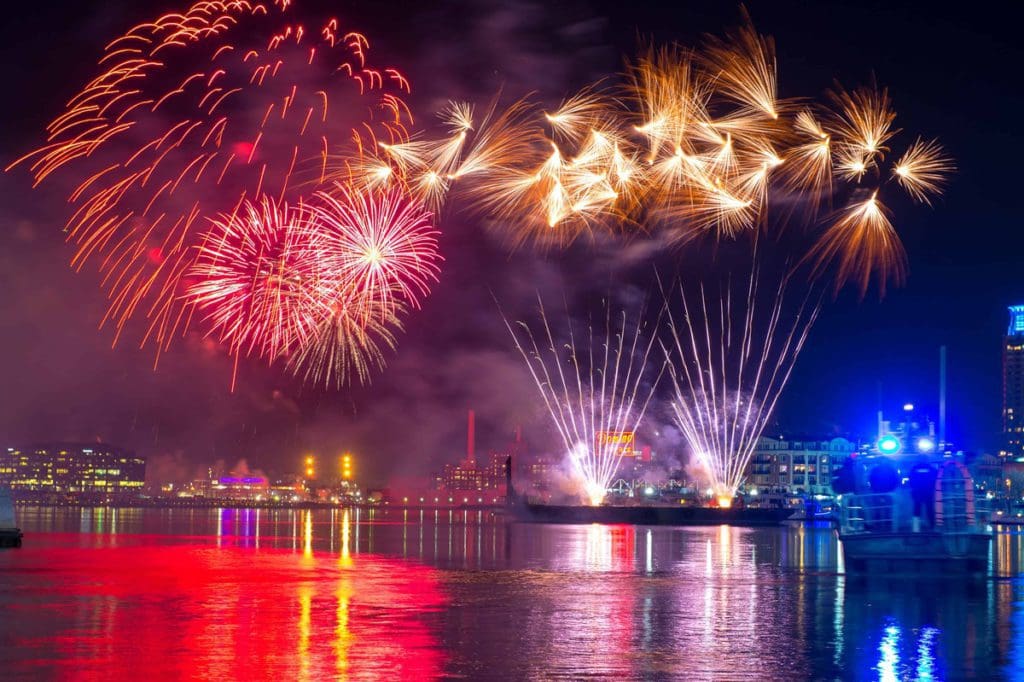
left=513, top=501, right=793, bottom=526
left=504, top=456, right=792, bottom=527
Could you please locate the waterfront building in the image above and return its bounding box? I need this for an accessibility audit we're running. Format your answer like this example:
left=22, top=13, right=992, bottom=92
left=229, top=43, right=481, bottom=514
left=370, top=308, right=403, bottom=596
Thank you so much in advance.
left=1002, top=305, right=1024, bottom=459
left=436, top=411, right=513, bottom=498
left=747, top=436, right=857, bottom=496
left=967, top=452, right=1003, bottom=493
left=441, top=451, right=508, bottom=494
left=211, top=476, right=269, bottom=500
left=0, top=443, right=145, bottom=495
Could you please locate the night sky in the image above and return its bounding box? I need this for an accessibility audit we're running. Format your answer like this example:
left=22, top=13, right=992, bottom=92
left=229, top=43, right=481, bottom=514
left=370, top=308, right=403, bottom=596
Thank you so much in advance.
left=0, top=0, right=1020, bottom=485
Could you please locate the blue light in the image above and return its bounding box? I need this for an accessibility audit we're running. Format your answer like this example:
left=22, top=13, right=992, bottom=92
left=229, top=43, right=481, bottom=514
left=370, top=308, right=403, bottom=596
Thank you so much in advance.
left=1010, top=305, right=1024, bottom=335
left=917, top=437, right=936, bottom=453
left=878, top=435, right=901, bottom=455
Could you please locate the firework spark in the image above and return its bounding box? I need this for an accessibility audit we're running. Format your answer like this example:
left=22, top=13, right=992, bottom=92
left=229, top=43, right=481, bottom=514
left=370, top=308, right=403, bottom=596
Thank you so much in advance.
left=287, top=292, right=405, bottom=388
left=186, top=195, right=325, bottom=363
left=9, top=0, right=411, bottom=359
left=661, top=268, right=820, bottom=502
left=310, top=183, right=442, bottom=324
left=504, top=297, right=665, bottom=505
left=893, top=137, right=954, bottom=205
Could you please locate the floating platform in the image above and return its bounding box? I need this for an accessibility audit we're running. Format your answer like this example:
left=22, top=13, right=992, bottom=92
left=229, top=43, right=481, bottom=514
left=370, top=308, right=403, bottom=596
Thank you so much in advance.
left=840, top=531, right=990, bottom=574
left=0, top=528, right=22, bottom=548
left=511, top=502, right=794, bottom=526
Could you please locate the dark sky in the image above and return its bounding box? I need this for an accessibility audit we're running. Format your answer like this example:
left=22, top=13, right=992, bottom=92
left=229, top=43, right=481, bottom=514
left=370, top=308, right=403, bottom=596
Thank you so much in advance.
left=0, top=0, right=1020, bottom=485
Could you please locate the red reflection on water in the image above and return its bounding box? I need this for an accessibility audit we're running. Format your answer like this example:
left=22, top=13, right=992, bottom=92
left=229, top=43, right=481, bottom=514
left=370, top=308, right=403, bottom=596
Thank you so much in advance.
left=4, top=537, right=446, bottom=679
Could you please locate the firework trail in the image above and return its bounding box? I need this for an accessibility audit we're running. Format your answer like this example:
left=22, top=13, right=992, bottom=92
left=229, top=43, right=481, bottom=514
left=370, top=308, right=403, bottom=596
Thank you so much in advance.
left=504, top=297, right=665, bottom=505
left=661, top=265, right=820, bottom=504
left=8, top=0, right=411, bottom=361
left=479, top=15, right=952, bottom=502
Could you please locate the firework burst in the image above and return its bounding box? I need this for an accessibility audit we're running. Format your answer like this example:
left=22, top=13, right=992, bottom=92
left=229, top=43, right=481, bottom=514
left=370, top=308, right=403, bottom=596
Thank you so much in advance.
left=186, top=195, right=325, bottom=362
left=9, top=0, right=411, bottom=358
left=310, top=183, right=442, bottom=324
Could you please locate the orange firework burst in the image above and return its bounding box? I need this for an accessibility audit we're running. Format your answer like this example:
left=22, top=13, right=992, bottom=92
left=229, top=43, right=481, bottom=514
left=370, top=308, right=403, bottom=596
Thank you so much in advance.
left=893, top=137, right=955, bottom=205
left=9, top=0, right=411, bottom=360
left=404, top=17, right=951, bottom=295
left=809, top=191, right=906, bottom=296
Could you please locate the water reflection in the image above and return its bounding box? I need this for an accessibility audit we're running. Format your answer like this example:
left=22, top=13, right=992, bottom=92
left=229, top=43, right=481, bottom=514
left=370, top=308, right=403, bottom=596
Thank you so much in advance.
left=3, top=508, right=1024, bottom=679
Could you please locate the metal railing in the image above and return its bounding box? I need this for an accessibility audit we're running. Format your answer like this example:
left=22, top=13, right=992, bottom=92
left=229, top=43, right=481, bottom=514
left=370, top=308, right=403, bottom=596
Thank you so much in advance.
left=840, top=493, right=895, bottom=534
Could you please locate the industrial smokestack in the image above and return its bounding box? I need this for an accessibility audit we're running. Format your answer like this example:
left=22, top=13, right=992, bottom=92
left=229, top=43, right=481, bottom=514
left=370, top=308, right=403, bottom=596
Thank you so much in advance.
left=467, top=409, right=476, bottom=466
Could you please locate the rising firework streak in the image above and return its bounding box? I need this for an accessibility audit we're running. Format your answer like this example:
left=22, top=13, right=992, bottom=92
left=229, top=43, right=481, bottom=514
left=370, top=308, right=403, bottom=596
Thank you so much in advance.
left=504, top=297, right=666, bottom=506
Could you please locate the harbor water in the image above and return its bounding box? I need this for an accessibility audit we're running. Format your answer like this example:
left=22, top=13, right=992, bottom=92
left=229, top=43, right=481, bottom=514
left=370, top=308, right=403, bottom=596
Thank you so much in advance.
left=1, top=506, right=1023, bottom=680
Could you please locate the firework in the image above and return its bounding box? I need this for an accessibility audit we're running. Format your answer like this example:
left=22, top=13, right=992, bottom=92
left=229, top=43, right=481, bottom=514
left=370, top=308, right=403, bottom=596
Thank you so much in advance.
left=702, top=9, right=780, bottom=120
left=184, top=184, right=438, bottom=388
left=186, top=195, right=325, bottom=362
left=661, top=268, right=820, bottom=503
left=809, top=191, right=906, bottom=296
left=425, top=20, right=950, bottom=291
left=504, top=297, right=665, bottom=505
left=310, top=183, right=442, bottom=324
left=9, top=1, right=411, bottom=358
left=287, top=292, right=405, bottom=388
left=893, top=138, right=954, bottom=205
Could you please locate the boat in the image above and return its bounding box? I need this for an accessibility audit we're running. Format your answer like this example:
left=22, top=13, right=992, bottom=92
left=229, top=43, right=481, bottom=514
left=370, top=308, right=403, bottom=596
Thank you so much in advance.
left=512, top=501, right=793, bottom=526
left=0, top=485, right=22, bottom=548
left=834, top=450, right=990, bottom=574
left=503, top=456, right=793, bottom=526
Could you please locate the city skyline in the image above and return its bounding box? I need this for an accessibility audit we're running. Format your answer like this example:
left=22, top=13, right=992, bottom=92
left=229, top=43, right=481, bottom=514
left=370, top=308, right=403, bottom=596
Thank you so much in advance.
left=0, top=0, right=1019, bottom=487
left=0, top=3, right=1019, bottom=678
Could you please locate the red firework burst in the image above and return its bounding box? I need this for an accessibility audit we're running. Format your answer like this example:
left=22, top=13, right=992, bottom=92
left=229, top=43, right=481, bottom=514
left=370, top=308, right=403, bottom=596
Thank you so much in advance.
left=186, top=195, right=326, bottom=362
left=310, top=183, right=443, bottom=324
left=9, top=0, right=412, bottom=358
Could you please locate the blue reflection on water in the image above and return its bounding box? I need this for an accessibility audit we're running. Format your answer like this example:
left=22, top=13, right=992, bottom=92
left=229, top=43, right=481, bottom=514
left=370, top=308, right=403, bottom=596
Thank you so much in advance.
left=874, top=618, right=942, bottom=681
left=917, top=626, right=939, bottom=681
left=876, top=621, right=901, bottom=682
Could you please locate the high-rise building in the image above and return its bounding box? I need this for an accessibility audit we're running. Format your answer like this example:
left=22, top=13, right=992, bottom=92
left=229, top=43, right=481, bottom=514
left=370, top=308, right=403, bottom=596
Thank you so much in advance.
left=1002, top=305, right=1024, bottom=460
left=0, top=443, right=146, bottom=495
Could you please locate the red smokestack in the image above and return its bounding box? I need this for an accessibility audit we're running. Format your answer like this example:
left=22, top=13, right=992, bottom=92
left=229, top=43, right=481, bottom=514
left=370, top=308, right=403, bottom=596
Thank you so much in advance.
left=467, top=410, right=476, bottom=466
